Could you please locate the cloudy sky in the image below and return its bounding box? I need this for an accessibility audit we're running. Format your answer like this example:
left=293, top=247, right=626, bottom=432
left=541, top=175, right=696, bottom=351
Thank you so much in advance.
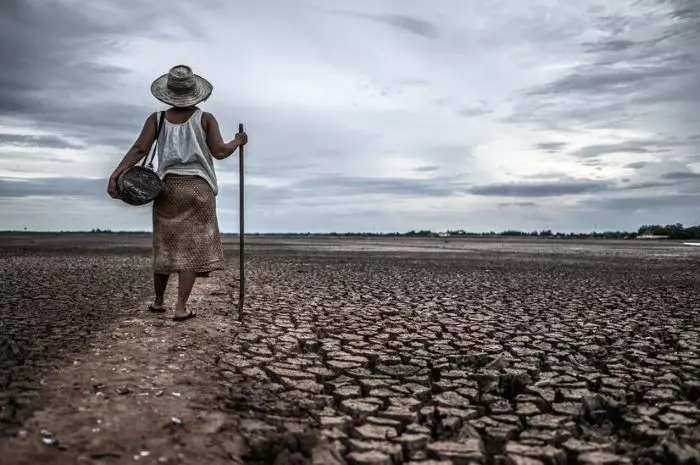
left=0, top=0, right=698, bottom=233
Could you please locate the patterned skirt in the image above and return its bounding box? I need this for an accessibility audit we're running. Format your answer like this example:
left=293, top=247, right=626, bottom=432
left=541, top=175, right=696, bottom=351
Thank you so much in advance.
left=152, top=174, right=225, bottom=275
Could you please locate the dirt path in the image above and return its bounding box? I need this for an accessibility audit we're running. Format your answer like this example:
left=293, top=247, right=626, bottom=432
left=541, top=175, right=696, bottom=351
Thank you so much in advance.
left=0, top=274, right=247, bottom=465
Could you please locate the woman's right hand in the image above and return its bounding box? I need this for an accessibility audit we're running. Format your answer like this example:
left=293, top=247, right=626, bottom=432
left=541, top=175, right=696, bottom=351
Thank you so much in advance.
left=107, top=175, right=119, bottom=199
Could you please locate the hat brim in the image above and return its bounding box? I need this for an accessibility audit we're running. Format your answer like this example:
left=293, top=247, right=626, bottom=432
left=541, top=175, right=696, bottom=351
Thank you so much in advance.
left=150, top=73, right=213, bottom=107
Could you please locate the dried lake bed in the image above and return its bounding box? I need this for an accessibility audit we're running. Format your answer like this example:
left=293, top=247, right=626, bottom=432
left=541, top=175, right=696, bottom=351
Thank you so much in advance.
left=0, top=235, right=698, bottom=464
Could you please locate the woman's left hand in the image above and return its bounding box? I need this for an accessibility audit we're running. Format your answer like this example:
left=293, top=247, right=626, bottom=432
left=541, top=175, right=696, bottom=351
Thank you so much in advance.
left=235, top=131, right=248, bottom=147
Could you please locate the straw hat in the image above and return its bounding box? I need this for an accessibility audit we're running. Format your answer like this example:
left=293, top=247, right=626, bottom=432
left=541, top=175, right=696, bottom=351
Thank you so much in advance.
left=150, top=65, right=213, bottom=107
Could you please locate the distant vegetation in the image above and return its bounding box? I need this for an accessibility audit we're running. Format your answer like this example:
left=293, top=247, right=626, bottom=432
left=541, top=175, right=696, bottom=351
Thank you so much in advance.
left=2, top=223, right=700, bottom=239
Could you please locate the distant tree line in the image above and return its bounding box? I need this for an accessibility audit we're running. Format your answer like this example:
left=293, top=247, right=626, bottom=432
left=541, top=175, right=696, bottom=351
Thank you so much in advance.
left=636, top=223, right=700, bottom=239
left=2, top=223, right=700, bottom=239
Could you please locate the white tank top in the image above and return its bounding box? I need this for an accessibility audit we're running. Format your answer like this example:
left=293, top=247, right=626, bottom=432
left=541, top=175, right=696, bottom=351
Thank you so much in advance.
left=155, top=109, right=218, bottom=195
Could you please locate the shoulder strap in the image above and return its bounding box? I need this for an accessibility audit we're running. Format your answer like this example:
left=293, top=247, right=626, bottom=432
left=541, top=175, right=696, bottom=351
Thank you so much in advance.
left=142, top=111, right=165, bottom=168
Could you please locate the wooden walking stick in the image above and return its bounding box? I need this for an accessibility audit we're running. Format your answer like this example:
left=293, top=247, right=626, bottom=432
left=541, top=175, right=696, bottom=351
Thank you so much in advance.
left=237, top=123, right=245, bottom=321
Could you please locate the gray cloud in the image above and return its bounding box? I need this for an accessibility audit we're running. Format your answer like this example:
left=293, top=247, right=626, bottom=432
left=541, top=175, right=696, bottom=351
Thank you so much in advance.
left=458, top=103, right=492, bottom=117
left=497, top=201, right=538, bottom=208
left=295, top=176, right=463, bottom=197
left=586, top=193, right=700, bottom=210
left=624, top=161, right=649, bottom=169
left=0, top=177, right=106, bottom=198
left=377, top=14, right=438, bottom=39
left=572, top=141, right=671, bottom=158
left=617, top=180, right=674, bottom=191
left=0, top=134, right=84, bottom=150
left=660, top=171, right=700, bottom=180
left=474, top=174, right=692, bottom=199
left=0, top=176, right=295, bottom=212
left=414, top=166, right=439, bottom=173
left=669, top=0, right=700, bottom=20
left=327, top=10, right=439, bottom=39
left=532, top=142, right=567, bottom=153
left=584, top=39, right=637, bottom=53
left=0, top=151, right=72, bottom=164
left=527, top=64, right=688, bottom=97
left=469, top=179, right=610, bottom=197
left=506, top=0, right=700, bottom=149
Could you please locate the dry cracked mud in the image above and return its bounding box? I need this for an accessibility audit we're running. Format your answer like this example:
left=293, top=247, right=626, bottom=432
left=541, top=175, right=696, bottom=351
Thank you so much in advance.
left=1, top=236, right=699, bottom=465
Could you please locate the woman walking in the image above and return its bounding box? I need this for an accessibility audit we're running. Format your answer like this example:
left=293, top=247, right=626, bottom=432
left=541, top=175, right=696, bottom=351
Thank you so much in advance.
left=107, top=65, right=247, bottom=321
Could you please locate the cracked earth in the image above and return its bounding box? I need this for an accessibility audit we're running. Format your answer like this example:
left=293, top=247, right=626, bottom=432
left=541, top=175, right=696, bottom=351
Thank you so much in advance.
left=1, top=236, right=699, bottom=464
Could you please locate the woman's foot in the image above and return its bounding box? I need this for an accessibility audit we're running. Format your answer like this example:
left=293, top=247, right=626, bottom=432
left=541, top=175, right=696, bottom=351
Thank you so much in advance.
left=173, top=303, right=196, bottom=321
left=148, top=303, right=167, bottom=313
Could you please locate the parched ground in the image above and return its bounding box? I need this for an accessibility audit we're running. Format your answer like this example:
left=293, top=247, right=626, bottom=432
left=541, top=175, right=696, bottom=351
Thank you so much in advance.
left=0, top=235, right=699, bottom=465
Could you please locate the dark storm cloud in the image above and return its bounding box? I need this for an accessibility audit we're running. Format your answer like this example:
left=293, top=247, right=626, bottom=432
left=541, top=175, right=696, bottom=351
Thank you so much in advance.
left=326, top=10, right=439, bottom=39
left=0, top=1, right=129, bottom=104
left=507, top=0, right=700, bottom=136
left=469, top=179, right=610, bottom=197
left=0, top=134, right=84, bottom=150
left=532, top=142, right=567, bottom=153
left=0, top=1, right=161, bottom=147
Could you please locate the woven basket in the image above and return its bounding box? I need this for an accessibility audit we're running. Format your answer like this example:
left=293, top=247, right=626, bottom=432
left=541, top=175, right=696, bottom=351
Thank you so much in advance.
left=117, top=166, right=162, bottom=206
left=116, top=111, right=165, bottom=206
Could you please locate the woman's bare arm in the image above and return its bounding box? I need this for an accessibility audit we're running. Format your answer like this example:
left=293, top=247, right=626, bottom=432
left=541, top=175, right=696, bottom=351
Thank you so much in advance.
left=109, top=113, right=159, bottom=179
left=203, top=112, right=246, bottom=160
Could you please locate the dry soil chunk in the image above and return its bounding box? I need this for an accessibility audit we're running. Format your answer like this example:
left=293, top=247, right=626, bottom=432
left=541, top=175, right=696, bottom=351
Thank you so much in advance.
left=527, top=414, right=570, bottom=429
left=578, top=451, right=632, bottom=465
left=347, top=440, right=403, bottom=463
left=354, top=424, right=398, bottom=441
left=347, top=450, right=393, bottom=465
left=341, top=399, right=380, bottom=421
left=427, top=439, right=486, bottom=463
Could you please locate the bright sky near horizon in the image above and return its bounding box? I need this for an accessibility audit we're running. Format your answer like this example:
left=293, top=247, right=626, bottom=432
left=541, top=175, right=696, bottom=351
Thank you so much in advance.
left=0, top=0, right=698, bottom=233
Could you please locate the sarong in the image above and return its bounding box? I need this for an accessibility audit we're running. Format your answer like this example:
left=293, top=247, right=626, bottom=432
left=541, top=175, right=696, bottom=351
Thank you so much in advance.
left=152, top=174, right=225, bottom=275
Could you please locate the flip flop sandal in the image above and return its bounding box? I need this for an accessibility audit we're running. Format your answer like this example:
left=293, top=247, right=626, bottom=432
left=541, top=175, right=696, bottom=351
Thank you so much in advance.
left=173, top=310, right=196, bottom=322
left=148, top=304, right=167, bottom=313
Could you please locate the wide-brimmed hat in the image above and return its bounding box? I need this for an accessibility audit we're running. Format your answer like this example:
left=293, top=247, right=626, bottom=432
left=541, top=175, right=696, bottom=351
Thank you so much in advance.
left=150, top=65, right=213, bottom=107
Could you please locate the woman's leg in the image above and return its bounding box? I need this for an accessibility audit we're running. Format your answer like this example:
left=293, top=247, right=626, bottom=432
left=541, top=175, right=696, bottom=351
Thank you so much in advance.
left=174, top=270, right=196, bottom=318
left=153, top=272, right=170, bottom=308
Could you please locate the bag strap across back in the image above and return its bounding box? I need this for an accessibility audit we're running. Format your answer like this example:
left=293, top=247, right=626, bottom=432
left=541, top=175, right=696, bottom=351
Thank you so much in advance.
left=141, top=111, right=165, bottom=168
